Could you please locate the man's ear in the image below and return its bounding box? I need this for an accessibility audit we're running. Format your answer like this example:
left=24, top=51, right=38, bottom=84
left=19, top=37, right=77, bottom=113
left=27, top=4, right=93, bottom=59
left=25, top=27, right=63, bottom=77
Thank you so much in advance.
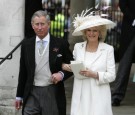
left=47, top=21, right=51, bottom=27
left=31, top=23, right=34, bottom=29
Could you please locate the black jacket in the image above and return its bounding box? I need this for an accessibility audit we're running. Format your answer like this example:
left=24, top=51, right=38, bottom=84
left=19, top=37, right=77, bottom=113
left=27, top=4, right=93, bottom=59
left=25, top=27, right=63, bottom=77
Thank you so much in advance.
left=16, top=35, right=73, bottom=115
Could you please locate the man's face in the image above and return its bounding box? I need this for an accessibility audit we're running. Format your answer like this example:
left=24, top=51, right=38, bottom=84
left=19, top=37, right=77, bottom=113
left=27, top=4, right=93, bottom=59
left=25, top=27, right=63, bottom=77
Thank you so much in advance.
left=32, top=16, right=50, bottom=39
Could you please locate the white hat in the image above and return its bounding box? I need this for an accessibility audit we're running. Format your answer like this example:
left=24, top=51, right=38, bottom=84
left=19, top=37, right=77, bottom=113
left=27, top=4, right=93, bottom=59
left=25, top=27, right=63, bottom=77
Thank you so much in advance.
left=72, top=7, right=116, bottom=36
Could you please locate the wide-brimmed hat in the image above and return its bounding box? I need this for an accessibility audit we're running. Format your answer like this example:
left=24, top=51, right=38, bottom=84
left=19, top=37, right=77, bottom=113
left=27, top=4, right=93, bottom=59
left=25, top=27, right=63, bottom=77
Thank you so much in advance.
left=72, top=7, right=116, bottom=36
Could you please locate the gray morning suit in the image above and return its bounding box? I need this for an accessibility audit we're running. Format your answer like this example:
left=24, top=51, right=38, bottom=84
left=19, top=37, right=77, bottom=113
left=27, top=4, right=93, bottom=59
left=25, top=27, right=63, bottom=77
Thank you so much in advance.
left=16, top=35, right=73, bottom=115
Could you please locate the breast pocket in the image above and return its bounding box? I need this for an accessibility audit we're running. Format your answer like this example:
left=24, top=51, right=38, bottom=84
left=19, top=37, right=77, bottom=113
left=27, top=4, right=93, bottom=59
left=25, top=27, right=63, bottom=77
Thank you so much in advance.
left=55, top=54, right=63, bottom=69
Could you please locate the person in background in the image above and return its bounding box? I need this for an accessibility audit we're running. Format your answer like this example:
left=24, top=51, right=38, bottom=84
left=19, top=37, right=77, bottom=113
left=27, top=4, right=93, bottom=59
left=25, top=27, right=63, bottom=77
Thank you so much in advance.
left=15, top=10, right=73, bottom=115
left=62, top=7, right=116, bottom=115
left=112, top=0, right=135, bottom=106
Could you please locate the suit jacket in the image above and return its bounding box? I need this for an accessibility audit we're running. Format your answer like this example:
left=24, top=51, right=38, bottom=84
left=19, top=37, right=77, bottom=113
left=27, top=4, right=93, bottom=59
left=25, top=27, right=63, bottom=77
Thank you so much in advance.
left=73, top=41, right=116, bottom=84
left=16, top=35, right=73, bottom=115
left=119, top=0, right=135, bottom=61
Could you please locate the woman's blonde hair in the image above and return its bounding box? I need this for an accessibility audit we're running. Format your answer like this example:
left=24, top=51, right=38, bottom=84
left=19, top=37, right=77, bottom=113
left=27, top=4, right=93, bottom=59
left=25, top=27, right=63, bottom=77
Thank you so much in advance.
left=82, top=25, right=107, bottom=42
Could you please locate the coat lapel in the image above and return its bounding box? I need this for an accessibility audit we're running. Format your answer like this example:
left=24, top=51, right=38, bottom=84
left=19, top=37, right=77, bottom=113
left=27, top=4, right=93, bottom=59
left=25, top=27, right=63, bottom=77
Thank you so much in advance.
left=78, top=41, right=87, bottom=62
left=79, top=42, right=103, bottom=66
left=49, top=36, right=59, bottom=69
left=26, top=37, right=36, bottom=74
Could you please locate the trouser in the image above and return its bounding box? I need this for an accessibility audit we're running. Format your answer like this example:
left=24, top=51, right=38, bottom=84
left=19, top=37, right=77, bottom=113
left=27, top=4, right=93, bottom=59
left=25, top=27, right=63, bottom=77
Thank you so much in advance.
left=23, top=85, right=59, bottom=115
left=112, top=36, right=135, bottom=102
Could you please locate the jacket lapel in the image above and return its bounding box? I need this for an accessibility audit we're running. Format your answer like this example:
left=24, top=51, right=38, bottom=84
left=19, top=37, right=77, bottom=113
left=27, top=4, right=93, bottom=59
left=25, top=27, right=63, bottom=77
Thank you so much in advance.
left=78, top=42, right=87, bottom=62
left=79, top=42, right=103, bottom=66
left=49, top=36, right=59, bottom=69
left=26, top=37, right=36, bottom=74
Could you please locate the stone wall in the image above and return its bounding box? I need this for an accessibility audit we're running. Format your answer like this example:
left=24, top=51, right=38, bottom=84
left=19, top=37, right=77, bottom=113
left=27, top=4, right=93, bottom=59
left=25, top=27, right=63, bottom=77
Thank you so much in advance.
left=0, top=0, right=25, bottom=114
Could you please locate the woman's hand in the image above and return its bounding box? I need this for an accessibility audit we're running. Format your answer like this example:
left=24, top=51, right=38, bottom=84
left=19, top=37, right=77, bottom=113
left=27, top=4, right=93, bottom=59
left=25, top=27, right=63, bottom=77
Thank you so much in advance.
left=79, top=68, right=99, bottom=80
left=62, top=63, right=72, bottom=72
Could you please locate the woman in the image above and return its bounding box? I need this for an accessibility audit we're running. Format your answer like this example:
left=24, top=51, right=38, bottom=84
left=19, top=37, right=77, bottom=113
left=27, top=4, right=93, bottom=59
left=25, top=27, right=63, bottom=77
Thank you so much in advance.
left=63, top=8, right=116, bottom=115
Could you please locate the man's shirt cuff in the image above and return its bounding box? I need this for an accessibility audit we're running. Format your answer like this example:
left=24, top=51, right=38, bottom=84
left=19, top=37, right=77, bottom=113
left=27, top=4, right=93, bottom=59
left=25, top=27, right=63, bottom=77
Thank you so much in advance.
left=58, top=71, right=64, bottom=80
left=16, top=97, right=22, bottom=101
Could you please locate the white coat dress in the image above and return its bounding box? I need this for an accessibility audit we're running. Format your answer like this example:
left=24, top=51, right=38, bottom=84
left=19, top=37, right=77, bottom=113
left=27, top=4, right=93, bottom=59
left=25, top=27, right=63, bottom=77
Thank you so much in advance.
left=70, top=41, right=116, bottom=115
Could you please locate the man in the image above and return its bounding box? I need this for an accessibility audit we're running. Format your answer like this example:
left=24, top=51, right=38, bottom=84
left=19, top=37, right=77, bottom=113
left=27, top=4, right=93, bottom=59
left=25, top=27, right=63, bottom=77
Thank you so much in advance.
left=112, top=0, right=135, bottom=106
left=15, top=10, right=73, bottom=115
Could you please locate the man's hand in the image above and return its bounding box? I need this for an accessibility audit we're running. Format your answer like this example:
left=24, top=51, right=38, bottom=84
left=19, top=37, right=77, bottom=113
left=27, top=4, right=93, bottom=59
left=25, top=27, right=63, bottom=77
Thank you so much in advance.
left=15, top=99, right=22, bottom=110
left=51, top=72, right=63, bottom=84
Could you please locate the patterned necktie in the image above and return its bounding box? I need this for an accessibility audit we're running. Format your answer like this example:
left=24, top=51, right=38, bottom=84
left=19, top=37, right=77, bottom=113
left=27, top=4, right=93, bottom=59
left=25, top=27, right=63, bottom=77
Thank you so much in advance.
left=38, top=40, right=45, bottom=55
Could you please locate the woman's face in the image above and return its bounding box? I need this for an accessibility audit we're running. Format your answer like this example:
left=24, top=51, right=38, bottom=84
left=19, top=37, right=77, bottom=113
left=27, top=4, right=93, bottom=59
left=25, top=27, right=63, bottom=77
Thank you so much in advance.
left=85, top=26, right=100, bottom=43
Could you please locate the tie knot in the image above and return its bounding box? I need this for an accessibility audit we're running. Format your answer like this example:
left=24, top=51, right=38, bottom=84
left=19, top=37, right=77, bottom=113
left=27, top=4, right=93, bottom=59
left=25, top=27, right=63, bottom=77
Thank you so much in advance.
left=40, top=40, right=44, bottom=44
left=38, top=40, right=45, bottom=56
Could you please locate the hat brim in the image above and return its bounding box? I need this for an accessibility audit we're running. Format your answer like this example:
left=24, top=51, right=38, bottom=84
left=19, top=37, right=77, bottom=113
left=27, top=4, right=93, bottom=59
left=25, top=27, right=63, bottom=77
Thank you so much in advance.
left=72, top=18, right=116, bottom=36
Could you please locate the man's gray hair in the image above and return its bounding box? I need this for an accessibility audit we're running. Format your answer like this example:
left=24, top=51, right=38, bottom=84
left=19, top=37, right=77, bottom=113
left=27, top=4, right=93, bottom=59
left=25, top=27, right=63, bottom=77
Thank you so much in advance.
left=31, top=10, right=50, bottom=23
